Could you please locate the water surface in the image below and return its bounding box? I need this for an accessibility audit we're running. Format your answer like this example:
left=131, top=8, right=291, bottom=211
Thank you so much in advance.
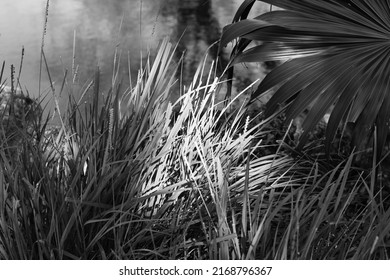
left=0, top=0, right=272, bottom=114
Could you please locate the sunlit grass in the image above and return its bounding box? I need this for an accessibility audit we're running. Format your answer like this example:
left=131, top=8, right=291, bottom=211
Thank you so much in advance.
left=0, top=34, right=389, bottom=260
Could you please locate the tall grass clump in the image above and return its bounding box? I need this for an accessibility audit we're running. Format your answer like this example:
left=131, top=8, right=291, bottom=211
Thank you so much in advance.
left=0, top=35, right=389, bottom=259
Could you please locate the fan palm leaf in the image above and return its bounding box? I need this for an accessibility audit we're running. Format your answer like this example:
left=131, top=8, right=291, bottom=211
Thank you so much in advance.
left=220, top=0, right=390, bottom=156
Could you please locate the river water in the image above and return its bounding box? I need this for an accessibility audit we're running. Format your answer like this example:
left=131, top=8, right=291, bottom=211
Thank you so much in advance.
left=0, top=0, right=272, bottom=114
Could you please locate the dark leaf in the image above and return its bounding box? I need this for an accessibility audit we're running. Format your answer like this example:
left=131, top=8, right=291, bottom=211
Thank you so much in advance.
left=232, top=0, right=257, bottom=23
left=220, top=19, right=282, bottom=49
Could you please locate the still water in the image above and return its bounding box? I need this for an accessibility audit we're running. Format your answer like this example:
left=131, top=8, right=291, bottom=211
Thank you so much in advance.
left=0, top=0, right=271, bottom=113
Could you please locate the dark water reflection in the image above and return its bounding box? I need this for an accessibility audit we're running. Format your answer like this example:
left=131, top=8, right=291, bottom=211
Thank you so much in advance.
left=0, top=0, right=272, bottom=116
left=176, top=1, right=222, bottom=73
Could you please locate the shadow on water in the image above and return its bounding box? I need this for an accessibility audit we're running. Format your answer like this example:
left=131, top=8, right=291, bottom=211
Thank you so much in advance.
left=176, top=0, right=226, bottom=78
left=159, top=0, right=230, bottom=103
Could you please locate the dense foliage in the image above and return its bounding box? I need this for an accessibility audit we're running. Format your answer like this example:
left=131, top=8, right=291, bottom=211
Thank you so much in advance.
left=0, top=0, right=389, bottom=260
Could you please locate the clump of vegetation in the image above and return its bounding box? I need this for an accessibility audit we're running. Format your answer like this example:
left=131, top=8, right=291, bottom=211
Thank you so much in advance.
left=0, top=36, right=389, bottom=260
left=0, top=0, right=389, bottom=260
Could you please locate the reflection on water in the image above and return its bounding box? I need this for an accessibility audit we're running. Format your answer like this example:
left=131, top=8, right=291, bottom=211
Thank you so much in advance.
left=0, top=0, right=272, bottom=115
left=176, top=1, right=222, bottom=71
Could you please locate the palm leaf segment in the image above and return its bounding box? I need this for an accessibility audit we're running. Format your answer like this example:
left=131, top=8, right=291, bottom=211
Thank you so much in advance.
left=220, top=0, right=390, bottom=156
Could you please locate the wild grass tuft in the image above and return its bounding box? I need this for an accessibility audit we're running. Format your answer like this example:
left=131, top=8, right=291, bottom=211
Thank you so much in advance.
left=0, top=36, right=389, bottom=259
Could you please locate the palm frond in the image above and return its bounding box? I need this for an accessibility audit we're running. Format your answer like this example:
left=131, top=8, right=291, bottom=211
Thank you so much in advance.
left=221, top=0, right=390, bottom=157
